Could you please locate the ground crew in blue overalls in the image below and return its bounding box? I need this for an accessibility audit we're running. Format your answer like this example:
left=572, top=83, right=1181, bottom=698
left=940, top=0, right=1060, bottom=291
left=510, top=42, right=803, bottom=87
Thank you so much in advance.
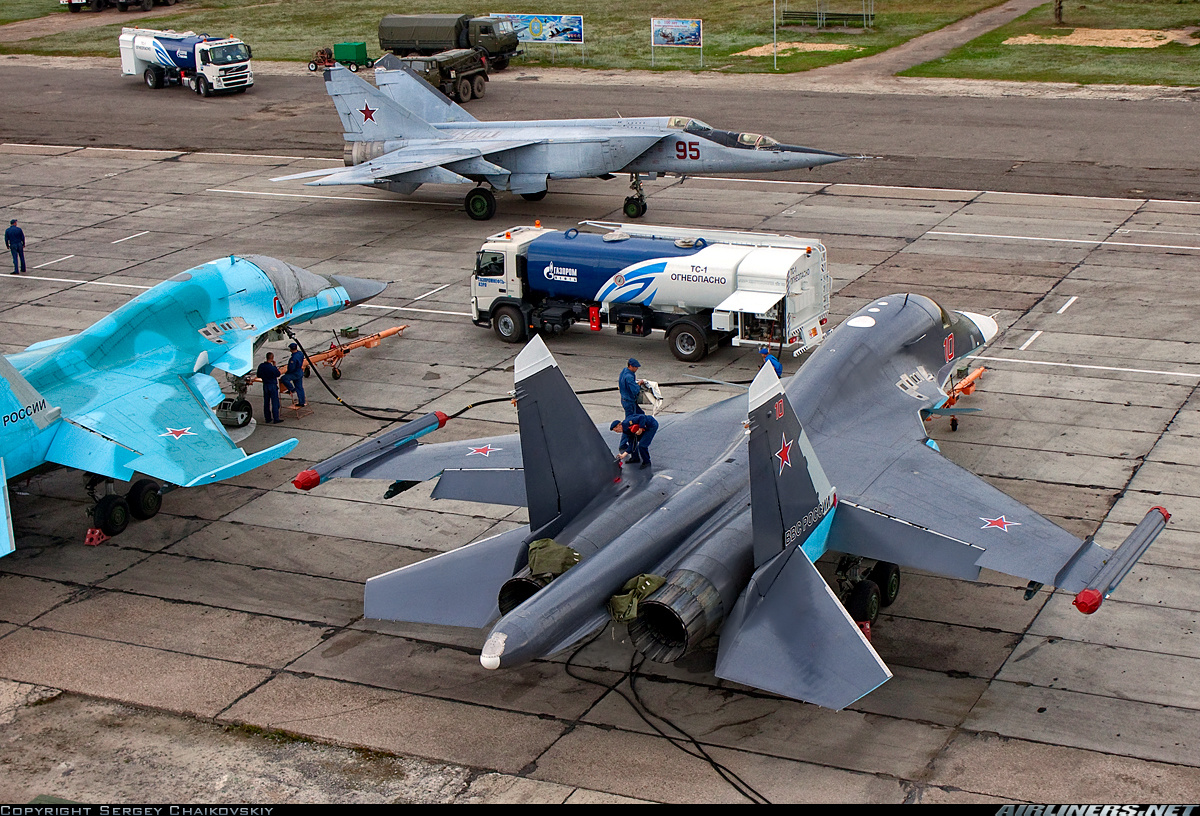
left=281, top=342, right=307, bottom=407
left=611, top=415, right=658, bottom=469
left=619, top=358, right=646, bottom=418
left=759, top=347, right=783, bottom=377
left=256, top=352, right=283, bottom=423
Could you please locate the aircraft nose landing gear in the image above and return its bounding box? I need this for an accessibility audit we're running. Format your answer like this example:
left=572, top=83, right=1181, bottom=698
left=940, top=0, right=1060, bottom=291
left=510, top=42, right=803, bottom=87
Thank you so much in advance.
left=624, top=173, right=648, bottom=218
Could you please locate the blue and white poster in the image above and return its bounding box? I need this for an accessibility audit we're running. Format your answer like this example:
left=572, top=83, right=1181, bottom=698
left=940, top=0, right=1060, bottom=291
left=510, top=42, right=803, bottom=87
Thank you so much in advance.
left=492, top=13, right=584, bottom=44
left=651, top=18, right=702, bottom=48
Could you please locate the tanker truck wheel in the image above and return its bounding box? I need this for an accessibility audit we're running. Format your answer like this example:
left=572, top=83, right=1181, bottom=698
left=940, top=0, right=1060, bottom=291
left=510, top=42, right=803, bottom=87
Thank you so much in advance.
left=144, top=67, right=163, bottom=90
left=492, top=306, right=526, bottom=343
left=197, top=77, right=212, bottom=98
left=667, top=323, right=706, bottom=362
left=465, top=187, right=496, bottom=221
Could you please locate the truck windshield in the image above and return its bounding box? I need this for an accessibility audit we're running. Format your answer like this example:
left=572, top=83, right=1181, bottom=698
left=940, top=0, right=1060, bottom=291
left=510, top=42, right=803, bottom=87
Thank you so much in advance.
left=208, top=43, right=250, bottom=65
left=476, top=251, right=505, bottom=278
left=497, top=20, right=514, bottom=34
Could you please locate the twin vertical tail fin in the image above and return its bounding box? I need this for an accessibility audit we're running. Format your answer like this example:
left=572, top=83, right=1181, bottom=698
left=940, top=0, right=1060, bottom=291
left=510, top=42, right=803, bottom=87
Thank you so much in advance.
left=374, top=57, right=480, bottom=124
left=323, top=64, right=442, bottom=142
left=745, top=362, right=836, bottom=568
left=714, top=363, right=891, bottom=709
left=514, top=336, right=621, bottom=536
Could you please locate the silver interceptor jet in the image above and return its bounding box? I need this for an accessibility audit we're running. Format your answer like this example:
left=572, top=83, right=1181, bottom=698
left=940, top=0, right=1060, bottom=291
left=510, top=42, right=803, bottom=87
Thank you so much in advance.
left=296, top=295, right=1168, bottom=709
left=273, top=64, right=848, bottom=221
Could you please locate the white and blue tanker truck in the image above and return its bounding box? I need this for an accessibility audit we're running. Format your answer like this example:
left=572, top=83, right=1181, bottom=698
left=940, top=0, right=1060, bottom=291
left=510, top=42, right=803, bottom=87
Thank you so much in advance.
left=119, top=27, right=253, bottom=96
left=473, top=221, right=832, bottom=361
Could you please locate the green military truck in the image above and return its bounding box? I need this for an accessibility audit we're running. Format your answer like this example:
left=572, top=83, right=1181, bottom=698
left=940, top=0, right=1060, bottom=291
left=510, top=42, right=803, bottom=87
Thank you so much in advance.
left=378, top=13, right=521, bottom=70
left=377, top=49, right=489, bottom=102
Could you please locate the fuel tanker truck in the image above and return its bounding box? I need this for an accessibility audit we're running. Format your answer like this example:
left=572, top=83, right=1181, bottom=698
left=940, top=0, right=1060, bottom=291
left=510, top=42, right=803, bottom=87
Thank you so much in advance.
left=119, top=27, right=254, bottom=96
left=472, top=221, right=831, bottom=361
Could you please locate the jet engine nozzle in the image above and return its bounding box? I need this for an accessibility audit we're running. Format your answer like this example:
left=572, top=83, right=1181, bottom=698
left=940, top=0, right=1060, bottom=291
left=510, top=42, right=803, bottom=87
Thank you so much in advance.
left=629, top=569, right=724, bottom=663
left=344, top=141, right=390, bottom=167
left=497, top=572, right=553, bottom=616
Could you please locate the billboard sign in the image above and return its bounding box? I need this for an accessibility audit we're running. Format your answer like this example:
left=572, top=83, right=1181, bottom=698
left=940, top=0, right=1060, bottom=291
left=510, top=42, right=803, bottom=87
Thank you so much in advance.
left=492, top=13, right=584, bottom=44
left=651, top=18, right=702, bottom=48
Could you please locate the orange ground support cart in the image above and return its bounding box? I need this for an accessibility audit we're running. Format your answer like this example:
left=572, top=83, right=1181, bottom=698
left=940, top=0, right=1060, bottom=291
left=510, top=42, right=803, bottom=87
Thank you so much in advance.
left=303, top=325, right=409, bottom=380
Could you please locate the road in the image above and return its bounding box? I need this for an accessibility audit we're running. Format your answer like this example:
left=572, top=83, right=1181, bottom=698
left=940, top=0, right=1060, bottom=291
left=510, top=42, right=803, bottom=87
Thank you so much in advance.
left=1, top=59, right=1198, bottom=200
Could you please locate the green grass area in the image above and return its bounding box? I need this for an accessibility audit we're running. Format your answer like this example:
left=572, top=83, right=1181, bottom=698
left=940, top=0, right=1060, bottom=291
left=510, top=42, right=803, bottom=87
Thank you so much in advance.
left=0, top=0, right=1004, bottom=72
left=1, top=0, right=69, bottom=26
left=900, top=1, right=1200, bottom=86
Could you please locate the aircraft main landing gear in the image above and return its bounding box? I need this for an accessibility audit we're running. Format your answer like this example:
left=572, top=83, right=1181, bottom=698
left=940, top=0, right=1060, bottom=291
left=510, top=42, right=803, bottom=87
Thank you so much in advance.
left=465, top=186, right=497, bottom=221
left=85, top=475, right=163, bottom=539
left=624, top=173, right=647, bottom=219
left=835, top=555, right=901, bottom=631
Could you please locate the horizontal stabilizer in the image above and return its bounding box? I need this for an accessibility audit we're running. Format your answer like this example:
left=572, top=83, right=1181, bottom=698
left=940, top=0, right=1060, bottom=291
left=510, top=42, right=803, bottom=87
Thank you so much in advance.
left=432, top=469, right=527, bottom=507
left=365, top=525, right=530, bottom=628
left=0, top=459, right=14, bottom=558
left=716, top=544, right=891, bottom=710
left=175, top=438, right=299, bottom=488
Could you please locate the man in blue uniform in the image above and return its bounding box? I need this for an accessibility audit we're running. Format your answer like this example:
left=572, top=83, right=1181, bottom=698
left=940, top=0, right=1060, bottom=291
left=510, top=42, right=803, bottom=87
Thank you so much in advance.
left=759, top=347, right=782, bottom=377
left=5, top=219, right=25, bottom=275
left=280, top=342, right=307, bottom=407
left=611, top=415, right=658, bottom=469
left=619, top=358, right=645, bottom=418
left=256, top=352, right=283, bottom=423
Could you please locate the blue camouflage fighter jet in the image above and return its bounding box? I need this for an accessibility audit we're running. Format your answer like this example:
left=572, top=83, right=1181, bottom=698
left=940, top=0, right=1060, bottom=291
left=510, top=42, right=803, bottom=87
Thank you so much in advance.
left=272, top=63, right=848, bottom=221
left=0, top=255, right=386, bottom=556
left=298, top=294, right=1168, bottom=709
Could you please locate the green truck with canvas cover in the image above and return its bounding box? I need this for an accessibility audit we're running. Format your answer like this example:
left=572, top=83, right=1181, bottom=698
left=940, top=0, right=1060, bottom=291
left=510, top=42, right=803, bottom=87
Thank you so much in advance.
left=378, top=13, right=521, bottom=69
left=378, top=49, right=488, bottom=103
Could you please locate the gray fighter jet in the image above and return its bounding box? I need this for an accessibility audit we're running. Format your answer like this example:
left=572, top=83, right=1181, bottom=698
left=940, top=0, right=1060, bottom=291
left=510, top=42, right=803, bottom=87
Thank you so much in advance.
left=272, top=64, right=848, bottom=221
left=295, top=295, right=1168, bottom=709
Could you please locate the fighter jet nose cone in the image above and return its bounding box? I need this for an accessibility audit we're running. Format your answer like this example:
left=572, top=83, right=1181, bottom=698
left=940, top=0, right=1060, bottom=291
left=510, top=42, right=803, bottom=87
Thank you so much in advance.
left=480, top=631, right=507, bottom=670
left=960, top=311, right=999, bottom=344
left=329, top=274, right=388, bottom=307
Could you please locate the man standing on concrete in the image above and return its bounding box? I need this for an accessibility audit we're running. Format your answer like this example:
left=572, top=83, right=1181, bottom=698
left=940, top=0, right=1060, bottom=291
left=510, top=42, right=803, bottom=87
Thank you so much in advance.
left=5, top=219, right=25, bottom=275
left=256, top=352, right=283, bottom=424
left=619, top=358, right=646, bottom=418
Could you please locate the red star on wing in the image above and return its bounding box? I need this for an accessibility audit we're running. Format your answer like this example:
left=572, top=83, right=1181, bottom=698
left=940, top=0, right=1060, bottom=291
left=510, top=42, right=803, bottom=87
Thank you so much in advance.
left=160, top=427, right=197, bottom=440
left=775, top=435, right=793, bottom=475
left=980, top=515, right=1020, bottom=532
left=467, top=444, right=501, bottom=457
left=359, top=103, right=377, bottom=122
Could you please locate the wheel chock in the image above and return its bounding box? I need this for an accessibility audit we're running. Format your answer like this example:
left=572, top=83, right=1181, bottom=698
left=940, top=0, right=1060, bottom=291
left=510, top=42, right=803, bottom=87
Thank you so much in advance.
left=84, top=528, right=110, bottom=547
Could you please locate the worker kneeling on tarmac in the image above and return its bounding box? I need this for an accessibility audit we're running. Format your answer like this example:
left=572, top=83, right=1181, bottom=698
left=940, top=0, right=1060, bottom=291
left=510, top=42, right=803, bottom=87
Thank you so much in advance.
left=611, top=415, right=658, bottom=469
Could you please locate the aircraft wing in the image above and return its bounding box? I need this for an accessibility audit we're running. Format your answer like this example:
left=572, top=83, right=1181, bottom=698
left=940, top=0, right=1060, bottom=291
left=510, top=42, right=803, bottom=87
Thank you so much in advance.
left=45, top=368, right=296, bottom=489
left=271, top=139, right=546, bottom=187
left=823, top=433, right=1116, bottom=593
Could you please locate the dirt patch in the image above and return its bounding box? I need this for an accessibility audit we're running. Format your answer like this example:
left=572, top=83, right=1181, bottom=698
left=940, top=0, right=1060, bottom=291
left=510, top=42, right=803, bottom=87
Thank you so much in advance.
left=1004, top=27, right=1200, bottom=49
left=733, top=41, right=858, bottom=57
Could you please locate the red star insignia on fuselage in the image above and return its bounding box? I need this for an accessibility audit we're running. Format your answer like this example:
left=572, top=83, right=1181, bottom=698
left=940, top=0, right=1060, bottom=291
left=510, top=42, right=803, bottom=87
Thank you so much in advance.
left=160, top=427, right=197, bottom=440
left=467, top=444, right=501, bottom=457
left=981, top=515, right=1020, bottom=532
left=775, top=435, right=793, bottom=475
left=359, top=103, right=377, bottom=122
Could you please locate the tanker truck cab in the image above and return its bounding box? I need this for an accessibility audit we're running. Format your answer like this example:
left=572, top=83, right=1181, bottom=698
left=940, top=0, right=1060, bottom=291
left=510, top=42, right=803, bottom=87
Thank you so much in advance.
left=472, top=223, right=831, bottom=362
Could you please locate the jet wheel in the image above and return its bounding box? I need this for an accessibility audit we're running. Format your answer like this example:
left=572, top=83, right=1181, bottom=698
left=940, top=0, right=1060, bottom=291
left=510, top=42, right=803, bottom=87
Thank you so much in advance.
left=126, top=479, right=162, bottom=521
left=229, top=398, right=253, bottom=428
left=93, top=495, right=130, bottom=537
left=623, top=196, right=647, bottom=219
left=846, top=579, right=881, bottom=625
left=520, top=190, right=547, bottom=202
left=868, top=561, right=901, bottom=607
left=465, top=188, right=497, bottom=221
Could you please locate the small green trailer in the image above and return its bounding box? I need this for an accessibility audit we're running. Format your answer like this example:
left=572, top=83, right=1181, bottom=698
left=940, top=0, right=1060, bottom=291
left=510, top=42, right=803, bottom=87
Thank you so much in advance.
left=309, top=42, right=376, bottom=73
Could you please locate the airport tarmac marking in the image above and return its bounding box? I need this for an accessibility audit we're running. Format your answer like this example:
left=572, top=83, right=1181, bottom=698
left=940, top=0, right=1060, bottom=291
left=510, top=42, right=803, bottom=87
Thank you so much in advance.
left=30, top=255, right=74, bottom=269
left=111, top=231, right=150, bottom=244
left=928, top=230, right=1200, bottom=252
left=358, top=303, right=471, bottom=317
left=1056, top=297, right=1078, bottom=315
left=1018, top=331, right=1043, bottom=351
left=970, top=354, right=1200, bottom=380
left=412, top=283, right=452, bottom=301
left=207, top=188, right=457, bottom=208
